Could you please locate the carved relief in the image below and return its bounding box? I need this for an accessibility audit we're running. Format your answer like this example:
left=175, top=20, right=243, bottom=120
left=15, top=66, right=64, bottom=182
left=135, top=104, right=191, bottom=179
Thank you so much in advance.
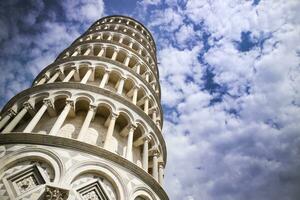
left=44, top=185, right=69, bottom=200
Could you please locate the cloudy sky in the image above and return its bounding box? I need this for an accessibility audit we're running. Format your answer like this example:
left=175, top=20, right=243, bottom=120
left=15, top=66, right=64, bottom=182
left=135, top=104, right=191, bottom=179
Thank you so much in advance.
left=0, top=0, right=300, bottom=199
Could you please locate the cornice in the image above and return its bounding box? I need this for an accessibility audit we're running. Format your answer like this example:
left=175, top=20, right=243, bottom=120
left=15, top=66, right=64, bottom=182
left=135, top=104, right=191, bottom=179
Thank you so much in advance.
left=0, top=133, right=169, bottom=200
left=33, top=56, right=161, bottom=100
left=0, top=83, right=166, bottom=163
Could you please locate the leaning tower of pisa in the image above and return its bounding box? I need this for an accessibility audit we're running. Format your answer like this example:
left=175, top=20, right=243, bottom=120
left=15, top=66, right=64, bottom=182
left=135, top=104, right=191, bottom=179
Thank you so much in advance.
left=0, top=15, right=168, bottom=200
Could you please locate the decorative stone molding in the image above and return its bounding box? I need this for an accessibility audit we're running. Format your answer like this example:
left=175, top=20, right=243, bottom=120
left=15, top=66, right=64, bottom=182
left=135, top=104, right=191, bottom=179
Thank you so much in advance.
left=44, top=185, right=69, bottom=200
left=0, top=133, right=169, bottom=200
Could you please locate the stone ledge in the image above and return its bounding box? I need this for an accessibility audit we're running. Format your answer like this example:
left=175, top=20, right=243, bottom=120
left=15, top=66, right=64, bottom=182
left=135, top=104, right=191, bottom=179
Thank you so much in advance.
left=0, top=133, right=169, bottom=200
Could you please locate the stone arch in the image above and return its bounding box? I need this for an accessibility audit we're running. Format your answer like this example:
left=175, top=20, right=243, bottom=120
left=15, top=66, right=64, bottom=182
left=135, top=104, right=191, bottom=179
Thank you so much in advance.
left=64, top=161, right=126, bottom=200
left=51, top=91, right=72, bottom=100
left=106, top=70, right=122, bottom=92
left=148, top=133, right=158, bottom=148
left=117, top=108, right=134, bottom=124
left=0, top=147, right=63, bottom=184
left=96, top=99, right=117, bottom=114
left=30, top=92, right=50, bottom=106
left=130, top=186, right=156, bottom=200
left=73, top=92, right=94, bottom=104
left=116, top=49, right=128, bottom=64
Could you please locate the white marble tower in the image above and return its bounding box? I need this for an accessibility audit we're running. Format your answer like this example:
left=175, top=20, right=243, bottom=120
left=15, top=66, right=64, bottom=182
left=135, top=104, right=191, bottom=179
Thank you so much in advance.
left=0, top=15, right=168, bottom=200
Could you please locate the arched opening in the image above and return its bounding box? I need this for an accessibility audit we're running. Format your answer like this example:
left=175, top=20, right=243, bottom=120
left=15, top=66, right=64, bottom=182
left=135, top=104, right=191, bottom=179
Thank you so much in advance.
left=34, top=95, right=68, bottom=134
left=78, top=64, right=90, bottom=81
left=128, top=56, right=138, bottom=69
left=89, top=103, right=112, bottom=146
left=105, top=70, right=121, bottom=93
left=132, top=124, right=145, bottom=167
left=93, top=66, right=105, bottom=87
left=105, top=47, right=114, bottom=59
left=123, top=78, right=135, bottom=100
left=132, top=42, right=139, bottom=51
left=137, top=88, right=146, bottom=111
left=60, top=99, right=90, bottom=139
left=93, top=45, right=102, bottom=57
left=116, top=50, right=127, bottom=64
left=71, top=172, right=118, bottom=200
left=112, top=34, right=120, bottom=43
left=115, top=112, right=131, bottom=156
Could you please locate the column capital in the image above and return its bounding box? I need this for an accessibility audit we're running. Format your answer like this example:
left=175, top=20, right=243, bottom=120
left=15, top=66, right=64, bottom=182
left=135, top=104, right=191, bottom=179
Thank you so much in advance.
left=103, top=68, right=110, bottom=73
left=144, top=71, right=151, bottom=75
left=43, top=98, right=54, bottom=108
left=129, top=123, right=137, bottom=131
left=23, top=102, right=33, bottom=111
left=151, top=147, right=160, bottom=157
left=133, top=85, right=140, bottom=90
left=153, top=151, right=160, bottom=157
left=111, top=112, right=119, bottom=119
left=113, top=47, right=120, bottom=52
left=119, top=76, right=126, bottom=81
left=143, top=134, right=151, bottom=142
left=158, top=162, right=164, bottom=168
left=89, top=104, right=97, bottom=111
left=54, top=68, right=63, bottom=73
left=65, top=99, right=75, bottom=107
left=7, top=109, right=17, bottom=117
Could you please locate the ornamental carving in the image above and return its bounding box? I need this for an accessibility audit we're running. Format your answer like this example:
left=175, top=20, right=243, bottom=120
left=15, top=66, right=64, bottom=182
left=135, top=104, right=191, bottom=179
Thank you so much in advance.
left=45, top=186, right=69, bottom=200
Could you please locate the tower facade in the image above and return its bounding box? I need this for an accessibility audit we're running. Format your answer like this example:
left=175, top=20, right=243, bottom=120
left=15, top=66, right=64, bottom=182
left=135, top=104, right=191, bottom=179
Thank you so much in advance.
left=0, top=15, right=168, bottom=200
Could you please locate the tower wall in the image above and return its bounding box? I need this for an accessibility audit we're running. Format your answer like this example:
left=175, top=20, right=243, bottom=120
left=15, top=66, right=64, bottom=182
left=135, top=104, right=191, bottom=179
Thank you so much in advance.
left=0, top=15, right=168, bottom=200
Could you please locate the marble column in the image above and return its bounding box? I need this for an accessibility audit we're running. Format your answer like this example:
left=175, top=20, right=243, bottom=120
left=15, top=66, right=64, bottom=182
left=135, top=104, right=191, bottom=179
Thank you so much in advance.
left=47, top=70, right=61, bottom=83
left=145, top=72, right=150, bottom=82
left=78, top=105, right=96, bottom=140
left=81, top=68, right=93, bottom=84
left=49, top=100, right=73, bottom=136
left=99, top=70, right=109, bottom=88
left=136, top=64, right=141, bottom=74
left=0, top=110, right=16, bottom=130
left=23, top=99, right=52, bottom=132
left=36, top=75, right=48, bottom=85
left=2, top=102, right=32, bottom=133
left=132, top=87, right=138, bottom=105
left=103, top=113, right=118, bottom=149
left=124, top=56, right=131, bottom=66
left=119, top=37, right=124, bottom=44
left=96, top=35, right=102, bottom=40
left=111, top=49, right=118, bottom=60
left=152, top=111, right=157, bottom=123
left=71, top=50, right=79, bottom=57
left=117, top=78, right=125, bottom=95
left=83, top=47, right=91, bottom=56
left=63, top=69, right=76, bottom=82
left=97, top=47, right=105, bottom=57
left=125, top=124, right=136, bottom=161
left=159, top=163, right=164, bottom=185
left=144, top=97, right=149, bottom=115
left=142, top=136, right=150, bottom=171
left=152, top=151, right=159, bottom=181
left=129, top=41, right=133, bottom=48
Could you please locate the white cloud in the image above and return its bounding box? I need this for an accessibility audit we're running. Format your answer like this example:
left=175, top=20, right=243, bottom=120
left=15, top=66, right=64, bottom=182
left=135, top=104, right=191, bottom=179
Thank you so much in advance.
left=175, top=24, right=199, bottom=46
left=149, top=8, right=184, bottom=32
left=141, top=0, right=300, bottom=199
left=0, top=0, right=105, bottom=108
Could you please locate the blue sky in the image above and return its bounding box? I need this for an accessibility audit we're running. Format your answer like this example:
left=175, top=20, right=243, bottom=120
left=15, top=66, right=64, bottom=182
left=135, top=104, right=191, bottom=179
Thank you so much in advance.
left=1, top=0, right=300, bottom=199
